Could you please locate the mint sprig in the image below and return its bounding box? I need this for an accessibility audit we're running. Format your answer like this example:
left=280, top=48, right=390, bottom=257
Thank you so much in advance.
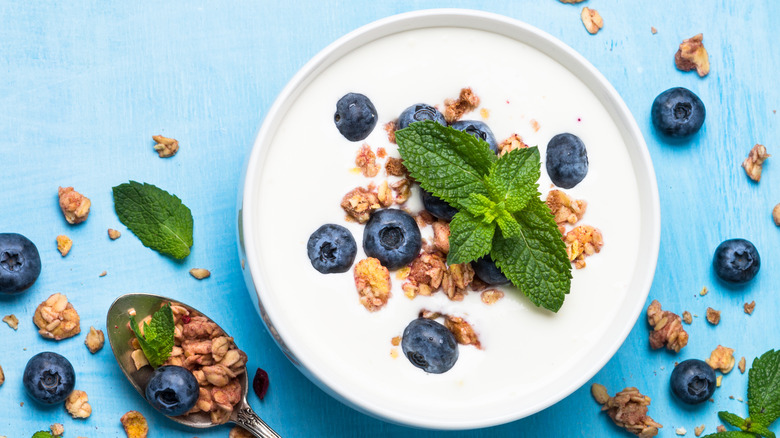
left=396, top=121, right=572, bottom=312
left=129, top=303, right=175, bottom=368
left=32, top=432, right=55, bottom=438
left=113, top=181, right=194, bottom=259
left=704, top=350, right=780, bottom=438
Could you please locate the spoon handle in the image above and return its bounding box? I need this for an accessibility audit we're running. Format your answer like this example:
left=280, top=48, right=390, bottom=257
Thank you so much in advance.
left=234, top=406, right=282, bottom=438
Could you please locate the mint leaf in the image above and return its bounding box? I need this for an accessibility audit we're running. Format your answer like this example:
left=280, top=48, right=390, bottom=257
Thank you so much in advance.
left=129, top=303, right=174, bottom=368
left=749, top=350, right=780, bottom=426
left=447, top=211, right=494, bottom=265
left=491, top=197, right=572, bottom=312
left=748, top=423, right=776, bottom=438
left=113, top=181, right=193, bottom=259
left=495, top=208, right=522, bottom=239
left=719, top=411, right=749, bottom=430
left=32, top=432, right=54, bottom=438
left=701, top=433, right=760, bottom=438
left=396, top=121, right=496, bottom=210
left=460, top=193, right=496, bottom=218
left=486, top=147, right=541, bottom=212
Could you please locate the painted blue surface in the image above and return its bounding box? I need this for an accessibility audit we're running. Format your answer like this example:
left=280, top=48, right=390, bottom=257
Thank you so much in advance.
left=1, top=1, right=778, bottom=437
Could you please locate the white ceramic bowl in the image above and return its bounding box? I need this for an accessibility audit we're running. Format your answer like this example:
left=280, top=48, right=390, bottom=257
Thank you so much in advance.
left=238, top=9, right=660, bottom=430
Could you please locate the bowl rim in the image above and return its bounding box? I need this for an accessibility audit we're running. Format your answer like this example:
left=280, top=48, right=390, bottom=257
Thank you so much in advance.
left=239, top=8, right=660, bottom=430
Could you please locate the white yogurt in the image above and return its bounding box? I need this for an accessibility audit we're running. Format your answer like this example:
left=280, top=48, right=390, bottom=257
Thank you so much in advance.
left=250, top=26, right=642, bottom=425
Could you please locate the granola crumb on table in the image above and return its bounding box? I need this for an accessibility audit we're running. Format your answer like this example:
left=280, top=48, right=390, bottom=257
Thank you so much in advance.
left=108, top=228, right=121, bottom=240
left=189, top=268, right=211, bottom=280
left=646, top=300, right=688, bottom=352
left=699, top=286, right=708, bottom=296
left=85, top=326, right=105, bottom=353
left=0, top=364, right=4, bottom=386
left=738, top=356, right=746, bottom=374
left=705, top=307, right=721, bottom=325
left=443, top=87, right=480, bottom=123
left=694, top=425, right=705, bottom=437
left=2, top=314, right=19, bottom=330
left=65, top=389, right=92, bottom=418
left=33, top=293, right=81, bottom=340
left=592, top=384, right=663, bottom=437
left=675, top=34, right=710, bottom=77
left=152, top=134, right=179, bottom=158
left=581, top=7, right=604, bottom=34
left=744, top=300, right=756, bottom=315
left=773, top=203, right=780, bottom=226
left=742, top=143, right=771, bottom=182
left=717, top=425, right=727, bottom=433
left=354, top=257, right=391, bottom=312
left=706, top=345, right=735, bottom=373
left=50, top=423, right=64, bottom=436
left=675, top=427, right=687, bottom=436
left=121, top=410, right=149, bottom=438
left=682, top=311, right=693, bottom=325
left=58, top=186, right=91, bottom=224
left=56, top=235, right=72, bottom=256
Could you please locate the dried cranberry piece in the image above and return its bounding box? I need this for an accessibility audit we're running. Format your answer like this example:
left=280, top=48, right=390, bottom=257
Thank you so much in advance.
left=181, top=314, right=191, bottom=324
left=252, top=368, right=269, bottom=400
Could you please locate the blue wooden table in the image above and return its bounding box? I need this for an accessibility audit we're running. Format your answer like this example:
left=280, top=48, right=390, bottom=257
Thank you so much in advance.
left=1, top=1, right=778, bottom=437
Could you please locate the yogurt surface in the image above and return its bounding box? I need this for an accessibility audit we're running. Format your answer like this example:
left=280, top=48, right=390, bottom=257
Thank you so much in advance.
left=248, top=26, right=643, bottom=425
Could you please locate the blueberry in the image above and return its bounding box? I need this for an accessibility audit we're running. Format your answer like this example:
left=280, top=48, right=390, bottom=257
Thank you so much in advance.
left=396, top=104, right=447, bottom=130
left=651, top=87, right=706, bottom=138
left=402, top=318, right=458, bottom=374
left=450, top=120, right=498, bottom=153
left=145, top=365, right=199, bottom=416
left=307, top=224, right=357, bottom=274
left=0, top=233, right=42, bottom=295
left=545, top=133, right=589, bottom=189
left=670, top=359, right=716, bottom=404
left=23, top=352, right=76, bottom=405
left=334, top=93, right=377, bottom=141
left=363, top=209, right=422, bottom=270
left=713, top=238, right=760, bottom=284
left=421, top=189, right=458, bottom=221
left=472, top=255, right=509, bottom=285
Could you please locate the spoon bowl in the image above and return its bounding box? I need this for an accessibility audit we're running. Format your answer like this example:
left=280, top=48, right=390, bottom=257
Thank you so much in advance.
left=106, top=293, right=280, bottom=438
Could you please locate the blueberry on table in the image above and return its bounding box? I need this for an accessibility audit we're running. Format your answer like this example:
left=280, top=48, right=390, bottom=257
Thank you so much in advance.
left=145, top=365, right=199, bottom=416
left=670, top=359, right=716, bottom=404
left=363, top=209, right=422, bottom=270
left=545, top=133, right=589, bottom=189
left=421, top=189, right=458, bottom=221
left=307, top=224, right=357, bottom=274
left=402, top=318, right=458, bottom=374
left=472, top=255, right=509, bottom=285
left=0, top=233, right=42, bottom=294
left=396, top=103, right=447, bottom=130
left=334, top=92, right=377, bottom=141
left=651, top=87, right=705, bottom=138
left=23, top=352, right=76, bottom=404
left=713, top=238, right=760, bottom=283
left=450, top=120, right=498, bottom=153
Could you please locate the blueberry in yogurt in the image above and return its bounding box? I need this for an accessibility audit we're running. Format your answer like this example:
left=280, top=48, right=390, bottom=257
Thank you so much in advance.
left=145, top=365, right=199, bottom=416
left=334, top=92, right=377, bottom=141
left=363, top=209, right=421, bottom=270
left=402, top=318, right=458, bottom=374
left=0, top=232, right=42, bottom=295
left=472, top=255, right=509, bottom=285
left=421, top=189, right=458, bottom=221
left=307, top=224, right=357, bottom=274
left=669, top=359, right=716, bottom=404
left=651, top=87, right=705, bottom=138
left=396, top=103, right=447, bottom=130
left=545, top=133, right=588, bottom=189
left=23, top=352, right=76, bottom=404
left=450, top=120, right=498, bottom=153
left=713, top=238, right=760, bottom=284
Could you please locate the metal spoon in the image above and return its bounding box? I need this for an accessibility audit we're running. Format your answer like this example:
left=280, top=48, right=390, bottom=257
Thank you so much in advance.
left=106, top=293, right=281, bottom=438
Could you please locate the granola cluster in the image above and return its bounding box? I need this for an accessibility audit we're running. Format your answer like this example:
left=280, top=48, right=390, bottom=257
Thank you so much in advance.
left=646, top=300, right=688, bottom=352
left=33, top=293, right=81, bottom=340
left=592, top=384, right=663, bottom=437
left=121, top=410, right=149, bottom=438
left=65, top=389, right=92, bottom=418
left=152, top=134, right=179, bottom=158
left=353, top=258, right=392, bottom=312
left=546, top=189, right=588, bottom=234
left=3, top=314, right=19, bottom=330
left=401, top=248, right=475, bottom=302
left=675, top=34, right=710, bottom=77
left=497, top=134, right=528, bottom=157
left=129, top=303, right=248, bottom=424
left=85, top=326, right=105, bottom=353
left=742, top=143, right=771, bottom=182
left=443, top=87, right=480, bottom=123
left=58, top=186, right=91, bottom=224
left=355, top=143, right=380, bottom=177
left=56, top=235, right=72, bottom=256
left=420, top=310, right=481, bottom=348
left=341, top=179, right=412, bottom=223
left=706, top=345, right=735, bottom=373
left=564, top=225, right=604, bottom=269
left=581, top=7, right=604, bottom=35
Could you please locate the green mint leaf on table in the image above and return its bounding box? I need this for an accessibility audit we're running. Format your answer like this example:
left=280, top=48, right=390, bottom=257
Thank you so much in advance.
left=113, top=181, right=193, bottom=259
left=447, top=211, right=494, bottom=265
left=32, top=432, right=54, bottom=438
left=702, top=432, right=764, bottom=438
left=491, top=197, right=572, bottom=312
left=129, top=303, right=174, bottom=368
left=396, top=122, right=571, bottom=312
left=719, top=411, right=749, bottom=430
left=486, top=147, right=541, bottom=212
left=395, top=121, right=496, bottom=210
left=749, top=350, right=780, bottom=427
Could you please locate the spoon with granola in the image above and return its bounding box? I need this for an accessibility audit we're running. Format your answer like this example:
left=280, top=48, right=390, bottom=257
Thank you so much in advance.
left=106, top=293, right=281, bottom=438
